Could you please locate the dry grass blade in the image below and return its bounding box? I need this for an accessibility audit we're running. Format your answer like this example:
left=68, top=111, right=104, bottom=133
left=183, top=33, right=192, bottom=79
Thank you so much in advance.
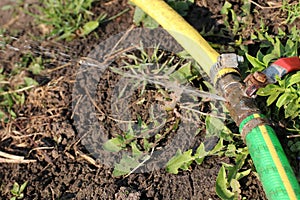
left=0, top=150, right=36, bottom=163
left=75, top=149, right=101, bottom=168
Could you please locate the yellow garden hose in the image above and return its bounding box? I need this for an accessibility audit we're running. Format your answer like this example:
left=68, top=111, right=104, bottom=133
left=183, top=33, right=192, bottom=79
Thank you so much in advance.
left=130, top=0, right=300, bottom=199
left=130, top=0, right=219, bottom=75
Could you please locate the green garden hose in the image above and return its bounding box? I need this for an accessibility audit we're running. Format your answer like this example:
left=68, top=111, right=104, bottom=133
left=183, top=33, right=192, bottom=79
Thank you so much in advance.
left=240, top=114, right=300, bottom=199
left=130, top=0, right=300, bottom=199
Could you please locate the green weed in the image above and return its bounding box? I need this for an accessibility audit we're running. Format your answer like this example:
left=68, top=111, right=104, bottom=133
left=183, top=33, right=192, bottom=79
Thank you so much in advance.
left=166, top=137, right=224, bottom=174
left=246, top=33, right=298, bottom=72
left=221, top=0, right=252, bottom=36
left=0, top=54, right=41, bottom=122
left=244, top=26, right=300, bottom=129
left=216, top=148, right=250, bottom=200
left=257, top=72, right=300, bottom=119
left=103, top=45, right=227, bottom=176
left=10, top=181, right=28, bottom=200
left=281, top=1, right=300, bottom=24
left=28, top=0, right=106, bottom=40
left=166, top=115, right=250, bottom=200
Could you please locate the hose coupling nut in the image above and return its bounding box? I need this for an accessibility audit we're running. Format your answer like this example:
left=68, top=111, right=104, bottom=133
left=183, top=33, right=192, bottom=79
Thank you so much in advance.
left=210, top=53, right=244, bottom=85
left=244, top=71, right=268, bottom=97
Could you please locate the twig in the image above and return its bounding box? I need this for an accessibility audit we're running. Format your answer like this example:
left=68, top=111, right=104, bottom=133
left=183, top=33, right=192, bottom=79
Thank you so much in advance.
left=75, top=149, right=102, bottom=168
left=104, top=25, right=135, bottom=61
left=29, top=147, right=54, bottom=155
left=249, top=0, right=298, bottom=9
left=71, top=94, right=84, bottom=119
left=46, top=62, right=72, bottom=73
left=124, top=148, right=154, bottom=178
left=0, top=150, right=36, bottom=163
left=84, top=86, right=136, bottom=123
left=0, top=85, right=35, bottom=96
left=249, top=0, right=280, bottom=9
left=287, top=135, right=300, bottom=138
left=105, top=8, right=130, bottom=22
left=179, top=105, right=226, bottom=119
left=0, top=158, right=36, bottom=163
left=0, top=150, right=25, bottom=160
left=3, top=15, right=20, bottom=29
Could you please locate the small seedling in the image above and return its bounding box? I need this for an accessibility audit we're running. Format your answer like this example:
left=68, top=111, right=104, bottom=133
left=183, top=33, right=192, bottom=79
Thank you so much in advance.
left=10, top=181, right=28, bottom=200
left=166, top=138, right=224, bottom=174
left=216, top=148, right=250, bottom=200
left=221, top=0, right=251, bottom=36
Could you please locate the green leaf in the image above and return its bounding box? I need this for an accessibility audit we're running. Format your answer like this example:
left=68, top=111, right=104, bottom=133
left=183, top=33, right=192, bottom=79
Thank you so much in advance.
left=216, top=165, right=235, bottom=200
left=167, top=1, right=191, bottom=16
left=225, top=144, right=237, bottom=157
left=133, top=7, right=146, bottom=26
left=227, top=150, right=248, bottom=183
left=230, top=9, right=239, bottom=34
left=245, top=53, right=266, bottom=71
left=24, top=77, right=38, bottom=87
left=12, top=92, right=25, bottom=105
left=262, top=53, right=278, bottom=66
left=205, top=116, right=225, bottom=137
left=264, top=32, right=274, bottom=44
left=230, top=178, right=240, bottom=193
left=18, top=193, right=24, bottom=199
left=210, top=138, right=224, bottom=155
left=166, top=149, right=194, bottom=174
left=102, top=137, right=124, bottom=152
left=170, top=62, right=193, bottom=83
left=8, top=109, right=17, bottom=119
left=219, top=125, right=233, bottom=142
left=81, top=21, right=99, bottom=36
left=221, top=1, right=232, bottom=15
left=0, top=110, right=5, bottom=119
left=284, top=39, right=297, bottom=57
left=1, top=5, right=13, bottom=10
left=113, top=155, right=140, bottom=177
left=19, top=181, right=28, bottom=193
left=1, top=94, right=14, bottom=107
left=130, top=142, right=142, bottom=156
left=256, top=50, right=265, bottom=62
left=285, top=99, right=298, bottom=119
left=143, top=138, right=151, bottom=151
left=273, top=37, right=284, bottom=57
left=278, top=27, right=286, bottom=37
left=276, top=93, right=294, bottom=108
left=133, top=6, right=159, bottom=29
left=11, top=182, right=20, bottom=196
left=143, top=15, right=159, bottom=29
left=287, top=72, right=300, bottom=87
left=236, top=169, right=251, bottom=180
left=266, top=91, right=281, bottom=106
left=194, top=143, right=208, bottom=164
left=257, top=84, right=279, bottom=96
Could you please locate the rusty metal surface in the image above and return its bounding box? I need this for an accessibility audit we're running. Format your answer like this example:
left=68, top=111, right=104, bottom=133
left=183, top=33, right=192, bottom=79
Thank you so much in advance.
left=216, top=73, right=260, bottom=125
left=244, top=71, right=268, bottom=97
left=241, top=118, right=270, bottom=141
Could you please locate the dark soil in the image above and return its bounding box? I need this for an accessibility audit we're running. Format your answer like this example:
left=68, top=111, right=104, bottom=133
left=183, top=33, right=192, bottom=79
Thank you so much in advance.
left=0, top=0, right=297, bottom=199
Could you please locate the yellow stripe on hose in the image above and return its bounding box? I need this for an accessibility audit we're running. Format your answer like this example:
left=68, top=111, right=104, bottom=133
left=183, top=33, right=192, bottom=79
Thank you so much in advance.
left=214, top=68, right=240, bottom=84
left=253, top=114, right=297, bottom=200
